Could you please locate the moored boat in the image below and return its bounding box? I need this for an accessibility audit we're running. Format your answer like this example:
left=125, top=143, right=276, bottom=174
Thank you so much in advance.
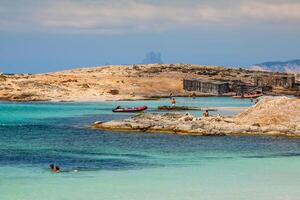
left=112, top=106, right=148, bottom=112
left=232, top=93, right=263, bottom=99
left=157, top=106, right=217, bottom=111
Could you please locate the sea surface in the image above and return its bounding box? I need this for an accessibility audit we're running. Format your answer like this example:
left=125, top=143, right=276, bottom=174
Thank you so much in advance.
left=0, top=97, right=299, bottom=200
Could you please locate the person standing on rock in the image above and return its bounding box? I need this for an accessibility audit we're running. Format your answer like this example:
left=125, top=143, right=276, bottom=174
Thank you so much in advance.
left=203, top=110, right=209, bottom=117
left=171, top=98, right=176, bottom=108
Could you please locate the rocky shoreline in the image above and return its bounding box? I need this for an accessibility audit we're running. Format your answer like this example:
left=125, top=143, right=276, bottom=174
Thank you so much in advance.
left=92, top=97, right=300, bottom=137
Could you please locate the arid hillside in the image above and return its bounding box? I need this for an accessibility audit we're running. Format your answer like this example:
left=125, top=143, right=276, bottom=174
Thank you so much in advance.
left=0, top=64, right=297, bottom=101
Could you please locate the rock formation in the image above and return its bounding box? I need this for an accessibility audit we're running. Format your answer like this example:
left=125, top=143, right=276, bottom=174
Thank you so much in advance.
left=141, top=51, right=163, bottom=64
left=92, top=97, right=300, bottom=137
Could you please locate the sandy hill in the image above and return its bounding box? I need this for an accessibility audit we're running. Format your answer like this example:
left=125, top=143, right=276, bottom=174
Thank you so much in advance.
left=0, top=64, right=295, bottom=101
left=236, top=96, right=300, bottom=127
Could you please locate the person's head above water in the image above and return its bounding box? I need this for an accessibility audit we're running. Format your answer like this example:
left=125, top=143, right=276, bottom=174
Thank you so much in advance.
left=49, top=164, right=60, bottom=172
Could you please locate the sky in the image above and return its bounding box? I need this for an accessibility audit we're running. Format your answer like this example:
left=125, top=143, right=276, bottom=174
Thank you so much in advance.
left=0, top=0, right=300, bottom=73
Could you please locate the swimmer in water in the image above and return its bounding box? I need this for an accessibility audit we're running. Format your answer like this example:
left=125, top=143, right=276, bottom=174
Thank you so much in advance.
left=49, top=164, right=60, bottom=173
left=49, top=164, right=80, bottom=173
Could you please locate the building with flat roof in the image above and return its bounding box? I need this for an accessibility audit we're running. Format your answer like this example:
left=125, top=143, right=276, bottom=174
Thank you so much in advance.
left=183, top=79, right=230, bottom=95
left=254, top=74, right=296, bottom=89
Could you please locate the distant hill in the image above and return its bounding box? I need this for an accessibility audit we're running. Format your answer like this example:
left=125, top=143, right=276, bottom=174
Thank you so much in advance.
left=251, top=59, right=300, bottom=74
left=141, top=51, right=163, bottom=64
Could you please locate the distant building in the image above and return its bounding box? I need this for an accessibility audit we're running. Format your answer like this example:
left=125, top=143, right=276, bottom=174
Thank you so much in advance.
left=184, top=74, right=298, bottom=96
left=183, top=79, right=230, bottom=95
left=233, top=84, right=263, bottom=96
left=254, top=74, right=296, bottom=89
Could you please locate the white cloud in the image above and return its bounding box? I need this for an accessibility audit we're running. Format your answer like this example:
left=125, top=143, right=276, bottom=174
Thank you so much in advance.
left=1, top=0, right=300, bottom=34
left=240, top=2, right=300, bottom=22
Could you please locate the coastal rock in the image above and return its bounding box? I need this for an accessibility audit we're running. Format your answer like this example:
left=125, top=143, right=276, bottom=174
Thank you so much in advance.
left=92, top=97, right=300, bottom=137
left=235, top=96, right=300, bottom=127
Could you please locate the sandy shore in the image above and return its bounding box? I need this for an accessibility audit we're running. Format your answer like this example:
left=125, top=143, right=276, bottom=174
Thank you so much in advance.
left=92, top=97, right=300, bottom=137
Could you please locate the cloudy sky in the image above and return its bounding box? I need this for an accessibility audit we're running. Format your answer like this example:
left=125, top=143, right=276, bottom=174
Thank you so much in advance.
left=1, top=0, right=300, bottom=73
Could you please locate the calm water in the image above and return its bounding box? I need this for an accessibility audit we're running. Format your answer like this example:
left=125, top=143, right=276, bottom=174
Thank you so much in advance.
left=0, top=97, right=299, bottom=200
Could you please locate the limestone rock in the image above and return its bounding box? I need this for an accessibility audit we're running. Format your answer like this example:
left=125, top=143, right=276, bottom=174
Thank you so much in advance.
left=92, top=97, right=300, bottom=137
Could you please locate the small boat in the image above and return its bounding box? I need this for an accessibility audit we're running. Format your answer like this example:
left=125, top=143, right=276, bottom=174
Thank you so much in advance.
left=112, top=106, right=148, bottom=112
left=232, top=92, right=263, bottom=99
left=158, top=106, right=217, bottom=111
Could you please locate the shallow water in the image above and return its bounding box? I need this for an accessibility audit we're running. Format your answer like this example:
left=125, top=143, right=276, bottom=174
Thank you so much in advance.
left=0, top=97, right=299, bottom=200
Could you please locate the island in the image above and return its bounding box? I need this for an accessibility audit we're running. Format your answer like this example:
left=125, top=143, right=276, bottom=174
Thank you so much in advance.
left=1, top=64, right=299, bottom=101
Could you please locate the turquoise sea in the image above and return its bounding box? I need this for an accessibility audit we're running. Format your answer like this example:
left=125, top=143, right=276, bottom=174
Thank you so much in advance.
left=0, top=97, right=299, bottom=200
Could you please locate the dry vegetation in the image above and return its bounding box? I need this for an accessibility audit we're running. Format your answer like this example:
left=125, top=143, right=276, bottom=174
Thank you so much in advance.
left=0, top=64, right=296, bottom=101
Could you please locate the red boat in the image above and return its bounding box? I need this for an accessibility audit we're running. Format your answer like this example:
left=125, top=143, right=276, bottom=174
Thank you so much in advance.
left=112, top=106, right=148, bottom=112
